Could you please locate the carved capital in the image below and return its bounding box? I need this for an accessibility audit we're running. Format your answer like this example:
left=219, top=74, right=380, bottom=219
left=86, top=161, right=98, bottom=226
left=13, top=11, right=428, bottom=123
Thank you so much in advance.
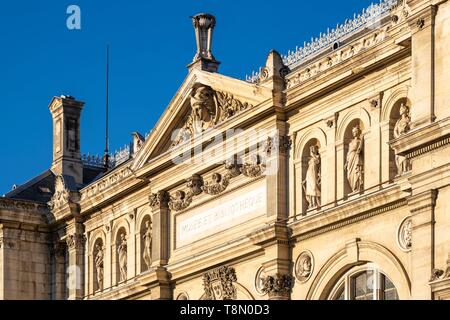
left=261, top=273, right=294, bottom=299
left=66, top=233, right=86, bottom=250
left=149, top=191, right=170, bottom=211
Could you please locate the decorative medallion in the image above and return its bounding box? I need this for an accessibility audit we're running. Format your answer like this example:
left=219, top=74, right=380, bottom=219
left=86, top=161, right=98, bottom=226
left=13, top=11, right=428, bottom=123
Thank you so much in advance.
left=254, top=266, right=266, bottom=296
left=397, top=217, right=412, bottom=252
left=295, top=250, right=314, bottom=283
left=202, top=265, right=237, bottom=300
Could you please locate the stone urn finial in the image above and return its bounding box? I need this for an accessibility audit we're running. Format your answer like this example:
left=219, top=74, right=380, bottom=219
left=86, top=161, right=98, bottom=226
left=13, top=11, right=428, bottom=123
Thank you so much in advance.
left=189, top=13, right=220, bottom=72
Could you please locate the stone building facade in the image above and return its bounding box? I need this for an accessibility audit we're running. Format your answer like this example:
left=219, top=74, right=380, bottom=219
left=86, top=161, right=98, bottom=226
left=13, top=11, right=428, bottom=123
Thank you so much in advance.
left=2, top=0, right=450, bottom=300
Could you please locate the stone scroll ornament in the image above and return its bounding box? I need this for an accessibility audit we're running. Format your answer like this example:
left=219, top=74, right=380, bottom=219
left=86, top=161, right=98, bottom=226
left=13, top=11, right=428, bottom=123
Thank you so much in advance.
left=202, top=266, right=238, bottom=300
left=394, top=103, right=411, bottom=176
left=171, top=84, right=253, bottom=147
left=345, top=125, right=364, bottom=193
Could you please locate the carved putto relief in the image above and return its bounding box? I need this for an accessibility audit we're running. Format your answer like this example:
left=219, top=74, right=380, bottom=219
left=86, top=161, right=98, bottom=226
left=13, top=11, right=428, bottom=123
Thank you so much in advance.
left=303, top=146, right=321, bottom=209
left=295, top=251, right=314, bottom=283
left=241, top=154, right=266, bottom=178
left=172, top=84, right=253, bottom=147
left=202, top=266, right=237, bottom=300
left=397, top=217, right=412, bottom=252
left=202, top=173, right=229, bottom=196
left=345, top=125, right=364, bottom=194
left=394, top=103, right=411, bottom=176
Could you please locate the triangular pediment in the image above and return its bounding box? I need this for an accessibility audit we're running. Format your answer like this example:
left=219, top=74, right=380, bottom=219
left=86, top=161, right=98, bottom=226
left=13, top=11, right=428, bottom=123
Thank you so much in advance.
left=132, top=69, right=270, bottom=171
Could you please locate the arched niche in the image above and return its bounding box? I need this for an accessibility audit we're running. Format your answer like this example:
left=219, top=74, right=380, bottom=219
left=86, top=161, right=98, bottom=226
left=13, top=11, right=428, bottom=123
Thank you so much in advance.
left=92, top=238, right=104, bottom=293
left=139, top=215, right=152, bottom=273
left=343, top=119, right=366, bottom=197
left=115, top=226, right=128, bottom=284
left=300, top=138, right=322, bottom=213
left=388, top=97, right=412, bottom=179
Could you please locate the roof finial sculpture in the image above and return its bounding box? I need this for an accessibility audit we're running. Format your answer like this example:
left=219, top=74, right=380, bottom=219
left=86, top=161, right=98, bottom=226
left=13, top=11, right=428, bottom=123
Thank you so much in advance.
left=188, top=13, right=220, bottom=72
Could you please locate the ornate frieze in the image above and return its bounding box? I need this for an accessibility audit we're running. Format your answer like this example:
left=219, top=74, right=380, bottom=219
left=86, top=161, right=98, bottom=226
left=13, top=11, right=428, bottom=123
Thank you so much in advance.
left=172, top=84, right=253, bottom=148
left=81, top=165, right=133, bottom=201
left=261, top=273, right=294, bottom=298
left=202, top=266, right=237, bottom=300
left=285, top=26, right=389, bottom=90
left=0, top=198, right=48, bottom=214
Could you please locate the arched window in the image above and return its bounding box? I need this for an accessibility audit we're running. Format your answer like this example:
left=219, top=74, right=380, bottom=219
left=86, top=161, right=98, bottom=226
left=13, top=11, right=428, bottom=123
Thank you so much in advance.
left=329, top=265, right=399, bottom=300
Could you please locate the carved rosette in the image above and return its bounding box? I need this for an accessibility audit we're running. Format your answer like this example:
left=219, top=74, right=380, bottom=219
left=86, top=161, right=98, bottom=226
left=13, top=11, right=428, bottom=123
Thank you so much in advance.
left=66, top=233, right=86, bottom=250
left=261, top=273, right=294, bottom=299
left=149, top=191, right=170, bottom=211
left=202, top=266, right=238, bottom=300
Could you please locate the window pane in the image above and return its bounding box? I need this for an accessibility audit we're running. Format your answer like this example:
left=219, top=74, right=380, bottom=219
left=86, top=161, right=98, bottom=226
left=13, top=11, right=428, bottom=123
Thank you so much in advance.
left=353, top=271, right=374, bottom=300
left=383, top=276, right=399, bottom=300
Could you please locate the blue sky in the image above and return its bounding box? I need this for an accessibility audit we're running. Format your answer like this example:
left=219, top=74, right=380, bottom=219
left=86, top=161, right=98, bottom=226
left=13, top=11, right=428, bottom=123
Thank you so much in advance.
left=0, top=0, right=375, bottom=195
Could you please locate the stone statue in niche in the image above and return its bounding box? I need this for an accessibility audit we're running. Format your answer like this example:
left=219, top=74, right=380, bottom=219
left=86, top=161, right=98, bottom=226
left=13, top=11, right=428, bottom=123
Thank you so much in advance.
left=394, top=103, right=411, bottom=176
left=190, top=84, right=219, bottom=135
left=302, top=145, right=321, bottom=209
left=118, top=233, right=127, bottom=282
left=94, top=243, right=104, bottom=291
left=345, top=125, right=364, bottom=193
left=142, top=220, right=152, bottom=270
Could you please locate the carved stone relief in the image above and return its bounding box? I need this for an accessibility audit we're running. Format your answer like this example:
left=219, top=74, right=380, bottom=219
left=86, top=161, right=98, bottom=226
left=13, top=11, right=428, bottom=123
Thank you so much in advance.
left=254, top=266, right=266, bottom=296
left=397, top=217, right=412, bottom=252
left=261, top=273, right=294, bottom=298
left=202, top=266, right=237, bottom=300
left=295, top=251, right=314, bottom=283
left=393, top=103, right=412, bottom=176
left=172, top=84, right=253, bottom=147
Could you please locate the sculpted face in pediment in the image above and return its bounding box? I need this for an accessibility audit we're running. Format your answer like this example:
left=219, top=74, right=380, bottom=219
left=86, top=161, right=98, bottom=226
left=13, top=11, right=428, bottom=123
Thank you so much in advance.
left=171, top=84, right=253, bottom=148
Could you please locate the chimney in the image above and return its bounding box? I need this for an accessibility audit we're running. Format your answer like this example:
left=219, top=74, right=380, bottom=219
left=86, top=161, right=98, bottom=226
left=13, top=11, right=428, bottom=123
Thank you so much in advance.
left=188, top=13, right=220, bottom=73
left=49, top=95, right=85, bottom=185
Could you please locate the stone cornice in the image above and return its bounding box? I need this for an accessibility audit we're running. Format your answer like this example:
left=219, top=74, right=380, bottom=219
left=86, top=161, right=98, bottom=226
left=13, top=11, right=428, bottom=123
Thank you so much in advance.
left=290, top=187, right=407, bottom=241
left=0, top=197, right=49, bottom=215
left=390, top=116, right=450, bottom=159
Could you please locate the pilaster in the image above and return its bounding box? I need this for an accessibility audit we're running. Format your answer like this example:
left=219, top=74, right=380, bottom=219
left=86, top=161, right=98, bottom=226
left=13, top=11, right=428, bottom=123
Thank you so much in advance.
left=408, top=189, right=438, bottom=299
